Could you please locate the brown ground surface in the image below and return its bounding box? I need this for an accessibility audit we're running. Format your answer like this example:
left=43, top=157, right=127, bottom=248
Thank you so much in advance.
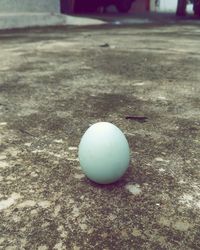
left=0, top=20, right=200, bottom=250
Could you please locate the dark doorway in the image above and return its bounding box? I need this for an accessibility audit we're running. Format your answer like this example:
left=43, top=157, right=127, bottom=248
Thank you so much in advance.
left=60, top=0, right=75, bottom=14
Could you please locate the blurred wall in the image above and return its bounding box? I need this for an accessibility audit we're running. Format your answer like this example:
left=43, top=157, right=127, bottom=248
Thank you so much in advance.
left=157, top=0, right=178, bottom=13
left=0, top=0, right=60, bottom=13
left=152, top=0, right=193, bottom=13
left=129, top=0, right=150, bottom=14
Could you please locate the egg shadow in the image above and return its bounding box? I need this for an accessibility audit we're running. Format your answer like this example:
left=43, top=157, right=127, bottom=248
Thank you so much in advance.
left=83, top=163, right=135, bottom=190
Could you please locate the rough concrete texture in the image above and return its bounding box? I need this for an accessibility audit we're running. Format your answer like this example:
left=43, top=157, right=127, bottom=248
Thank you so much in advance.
left=0, top=21, right=200, bottom=250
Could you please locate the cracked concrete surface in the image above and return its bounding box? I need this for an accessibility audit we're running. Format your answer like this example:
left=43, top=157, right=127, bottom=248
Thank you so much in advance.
left=0, top=21, right=200, bottom=249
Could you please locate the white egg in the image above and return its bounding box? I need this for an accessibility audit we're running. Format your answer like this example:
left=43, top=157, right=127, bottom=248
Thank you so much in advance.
left=78, top=122, right=130, bottom=184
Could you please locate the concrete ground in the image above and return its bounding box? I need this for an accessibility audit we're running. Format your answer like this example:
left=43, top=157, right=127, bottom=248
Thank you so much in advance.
left=0, top=19, right=200, bottom=250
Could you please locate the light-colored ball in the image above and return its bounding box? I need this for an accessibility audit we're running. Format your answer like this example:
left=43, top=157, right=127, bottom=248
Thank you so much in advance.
left=78, top=122, right=130, bottom=184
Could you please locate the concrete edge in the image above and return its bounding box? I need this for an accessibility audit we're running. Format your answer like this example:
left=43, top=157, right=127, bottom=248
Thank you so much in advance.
left=0, top=13, right=106, bottom=30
